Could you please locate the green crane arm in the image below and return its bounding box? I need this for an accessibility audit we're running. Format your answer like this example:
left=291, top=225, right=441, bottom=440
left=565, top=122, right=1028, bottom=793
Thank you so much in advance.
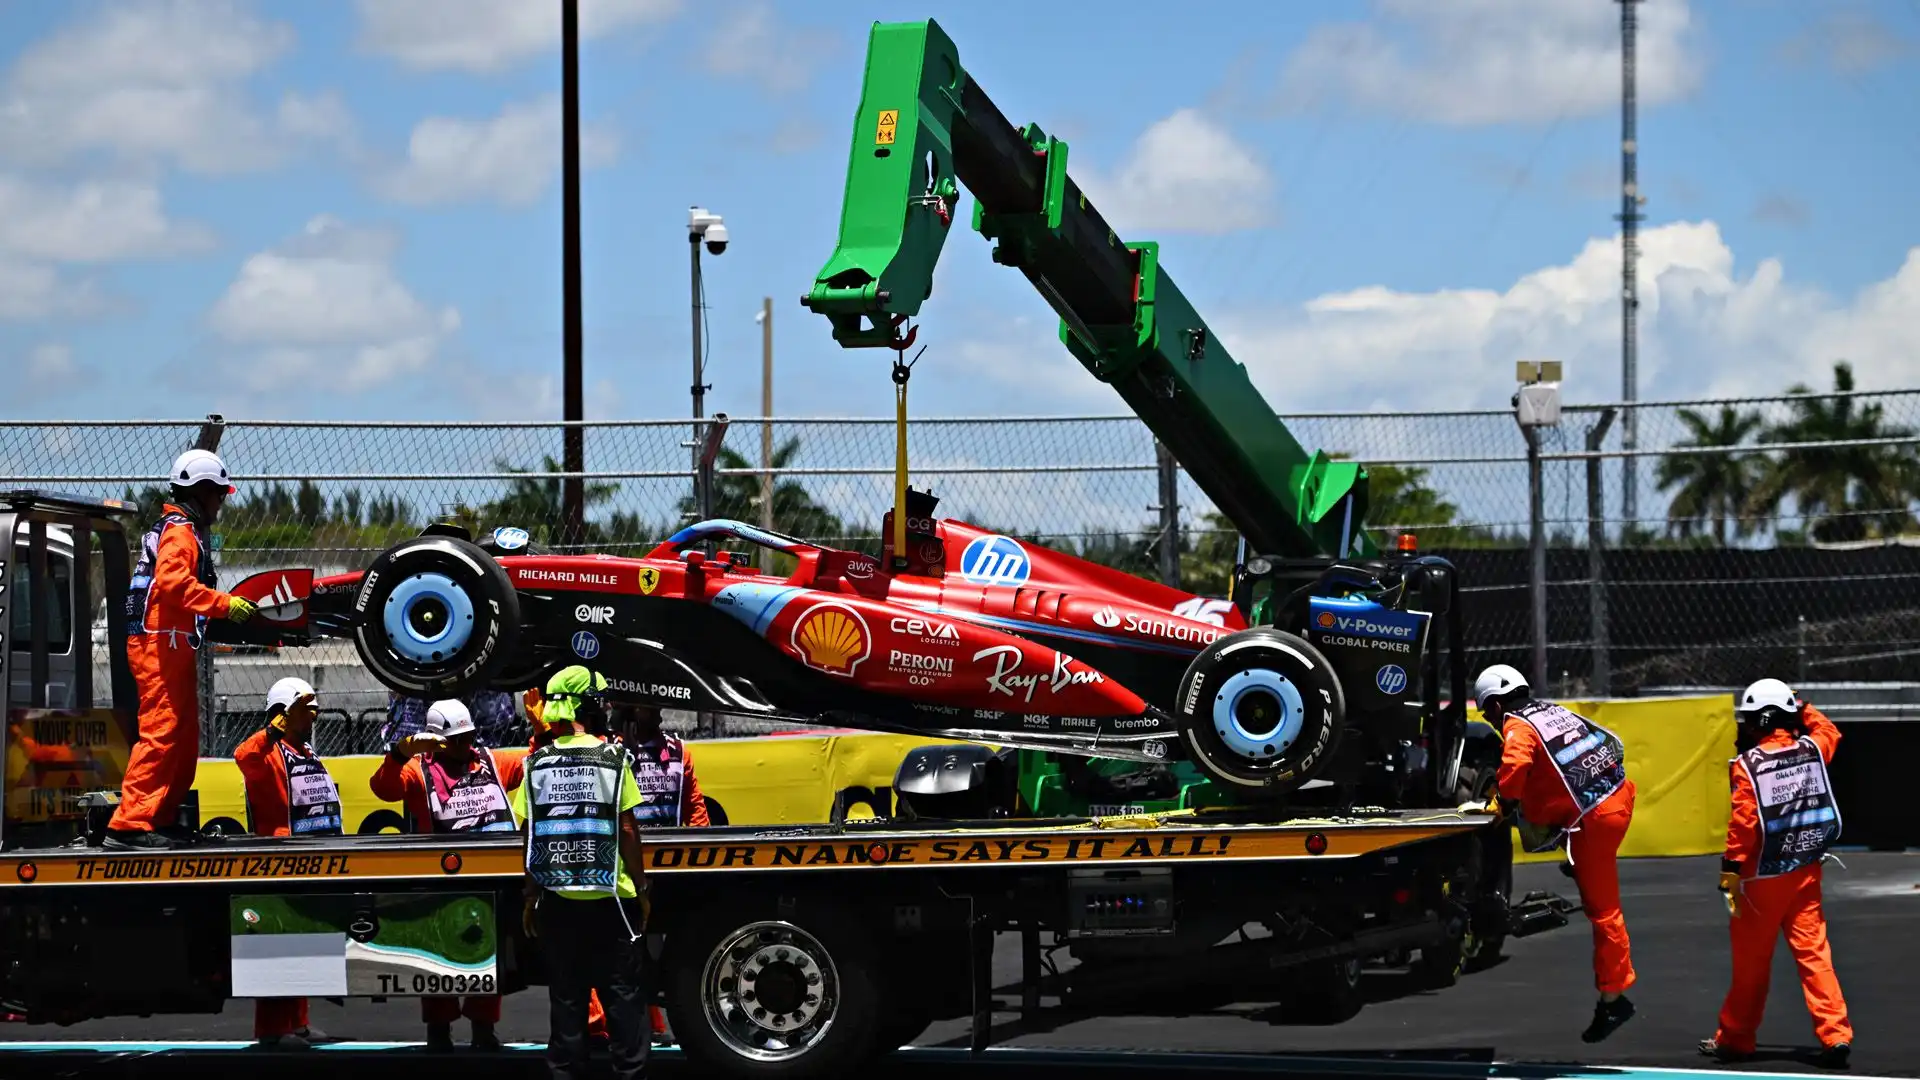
left=801, top=19, right=1375, bottom=560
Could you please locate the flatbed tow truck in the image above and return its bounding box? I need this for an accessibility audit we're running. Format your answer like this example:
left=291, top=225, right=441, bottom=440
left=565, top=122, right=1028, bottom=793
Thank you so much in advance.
left=0, top=21, right=1576, bottom=1079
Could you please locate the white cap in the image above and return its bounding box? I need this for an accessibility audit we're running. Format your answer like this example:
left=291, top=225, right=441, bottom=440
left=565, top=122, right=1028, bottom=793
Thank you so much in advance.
left=425, top=699, right=475, bottom=738
left=1473, top=663, right=1529, bottom=707
left=267, top=676, right=316, bottom=714
left=170, top=449, right=235, bottom=494
left=1739, top=678, right=1801, bottom=716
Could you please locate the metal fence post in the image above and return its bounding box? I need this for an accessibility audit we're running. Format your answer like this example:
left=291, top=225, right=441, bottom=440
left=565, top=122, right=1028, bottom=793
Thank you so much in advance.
left=1154, top=440, right=1181, bottom=589
left=1586, top=409, right=1617, bottom=697
left=1527, top=426, right=1547, bottom=691
left=195, top=414, right=225, bottom=754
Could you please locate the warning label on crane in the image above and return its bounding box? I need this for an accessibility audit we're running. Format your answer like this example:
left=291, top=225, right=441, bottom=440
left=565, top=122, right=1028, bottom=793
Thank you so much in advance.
left=875, top=109, right=898, bottom=146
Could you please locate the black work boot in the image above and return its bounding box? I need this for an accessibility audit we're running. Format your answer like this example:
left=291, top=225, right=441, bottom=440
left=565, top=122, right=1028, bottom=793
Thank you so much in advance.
left=104, top=828, right=181, bottom=851
left=471, top=1021, right=501, bottom=1052
left=1582, top=996, right=1635, bottom=1043
left=1820, top=1042, right=1851, bottom=1069
left=1698, top=1037, right=1748, bottom=1062
left=426, top=1021, right=454, bottom=1052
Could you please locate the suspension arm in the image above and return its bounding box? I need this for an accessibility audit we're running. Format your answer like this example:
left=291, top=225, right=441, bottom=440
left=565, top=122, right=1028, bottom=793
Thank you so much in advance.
left=801, top=19, right=1374, bottom=559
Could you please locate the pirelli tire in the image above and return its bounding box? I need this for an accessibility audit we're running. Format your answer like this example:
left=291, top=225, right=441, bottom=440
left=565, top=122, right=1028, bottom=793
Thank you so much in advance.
left=351, top=535, right=520, bottom=699
left=1173, top=627, right=1345, bottom=797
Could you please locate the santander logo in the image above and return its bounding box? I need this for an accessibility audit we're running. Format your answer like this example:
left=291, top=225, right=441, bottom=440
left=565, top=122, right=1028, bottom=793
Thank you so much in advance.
left=1092, top=606, right=1121, bottom=628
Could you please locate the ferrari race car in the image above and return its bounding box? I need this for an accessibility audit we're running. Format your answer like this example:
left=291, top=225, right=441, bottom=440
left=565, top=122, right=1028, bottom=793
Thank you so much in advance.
left=229, top=492, right=1468, bottom=802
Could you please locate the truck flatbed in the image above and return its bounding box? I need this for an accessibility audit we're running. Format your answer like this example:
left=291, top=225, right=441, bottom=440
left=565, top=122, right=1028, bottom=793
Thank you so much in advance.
left=1, top=808, right=1493, bottom=889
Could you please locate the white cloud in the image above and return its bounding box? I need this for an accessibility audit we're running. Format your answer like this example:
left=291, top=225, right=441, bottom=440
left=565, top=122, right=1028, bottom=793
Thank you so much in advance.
left=8, top=343, right=92, bottom=405
left=206, top=216, right=461, bottom=393
left=1075, top=109, right=1275, bottom=235
left=375, top=96, right=619, bottom=207
left=1277, top=0, right=1703, bottom=125
left=0, top=256, right=105, bottom=322
left=1209, top=220, right=1920, bottom=412
left=0, top=0, right=341, bottom=175
left=701, top=3, right=838, bottom=95
left=355, top=0, right=682, bottom=74
left=951, top=221, right=1920, bottom=420
left=447, top=371, right=625, bottom=422
left=1781, top=9, right=1917, bottom=74
left=0, top=176, right=215, bottom=262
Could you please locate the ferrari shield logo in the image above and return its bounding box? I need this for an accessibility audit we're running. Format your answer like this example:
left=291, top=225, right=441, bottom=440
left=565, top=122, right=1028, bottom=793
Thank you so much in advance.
left=639, top=567, right=660, bottom=594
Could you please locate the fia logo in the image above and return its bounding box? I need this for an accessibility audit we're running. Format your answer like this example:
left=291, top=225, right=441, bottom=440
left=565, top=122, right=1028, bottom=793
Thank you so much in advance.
left=571, top=631, right=601, bottom=660
left=1375, top=664, right=1408, bottom=696
left=959, top=535, right=1030, bottom=587
left=1092, top=606, right=1121, bottom=629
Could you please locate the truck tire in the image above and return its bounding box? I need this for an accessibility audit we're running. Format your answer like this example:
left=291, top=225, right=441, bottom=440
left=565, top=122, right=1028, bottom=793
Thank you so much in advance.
left=1173, top=628, right=1345, bottom=797
left=667, top=905, right=883, bottom=1078
left=352, top=535, right=520, bottom=699
left=1287, top=956, right=1364, bottom=1023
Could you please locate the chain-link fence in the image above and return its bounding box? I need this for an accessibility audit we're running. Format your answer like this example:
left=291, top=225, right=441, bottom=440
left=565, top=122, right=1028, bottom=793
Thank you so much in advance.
left=9, top=381, right=1918, bottom=748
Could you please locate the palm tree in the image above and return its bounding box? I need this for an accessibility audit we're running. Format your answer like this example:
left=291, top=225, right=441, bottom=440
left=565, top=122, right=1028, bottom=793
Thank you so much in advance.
left=482, top=455, right=620, bottom=548
left=680, top=436, right=846, bottom=541
left=1747, top=362, right=1918, bottom=543
left=1654, top=404, right=1763, bottom=545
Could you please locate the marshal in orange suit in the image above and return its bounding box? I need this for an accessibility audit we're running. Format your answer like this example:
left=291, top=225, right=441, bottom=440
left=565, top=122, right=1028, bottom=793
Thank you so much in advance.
left=1700, top=679, right=1851, bottom=1068
left=106, top=450, right=257, bottom=850
left=1477, top=663, right=1638, bottom=1044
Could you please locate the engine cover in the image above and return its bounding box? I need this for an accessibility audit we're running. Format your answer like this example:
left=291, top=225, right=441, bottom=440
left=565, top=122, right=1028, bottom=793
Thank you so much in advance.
left=1302, top=595, right=1430, bottom=719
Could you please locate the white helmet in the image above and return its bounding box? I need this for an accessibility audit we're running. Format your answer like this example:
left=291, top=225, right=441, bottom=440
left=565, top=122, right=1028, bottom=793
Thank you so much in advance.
left=1738, top=678, right=1802, bottom=719
left=1474, top=663, right=1529, bottom=708
left=170, top=449, right=235, bottom=494
left=266, top=676, right=316, bottom=715
left=425, top=699, right=475, bottom=738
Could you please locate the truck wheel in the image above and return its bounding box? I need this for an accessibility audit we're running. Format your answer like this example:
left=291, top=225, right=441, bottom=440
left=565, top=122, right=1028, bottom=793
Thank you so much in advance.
left=352, top=535, right=520, bottom=699
left=1173, top=628, right=1345, bottom=796
left=1413, top=937, right=1464, bottom=989
left=1287, top=956, right=1364, bottom=1024
left=668, top=909, right=882, bottom=1078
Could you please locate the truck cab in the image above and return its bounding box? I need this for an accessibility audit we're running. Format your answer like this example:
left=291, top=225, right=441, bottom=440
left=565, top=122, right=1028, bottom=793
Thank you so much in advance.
left=1, top=491, right=140, bottom=850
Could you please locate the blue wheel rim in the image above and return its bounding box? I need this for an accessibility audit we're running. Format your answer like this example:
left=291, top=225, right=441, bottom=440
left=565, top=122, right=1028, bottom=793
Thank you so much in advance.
left=382, top=571, right=475, bottom=664
left=1212, top=669, right=1306, bottom=761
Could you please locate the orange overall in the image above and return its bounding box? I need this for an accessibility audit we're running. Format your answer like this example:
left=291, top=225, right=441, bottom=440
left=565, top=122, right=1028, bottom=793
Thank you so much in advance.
left=108, top=507, right=239, bottom=834
left=371, top=746, right=527, bottom=1029
left=235, top=727, right=341, bottom=1039
left=1498, top=715, right=1638, bottom=996
left=1713, top=706, right=1851, bottom=1055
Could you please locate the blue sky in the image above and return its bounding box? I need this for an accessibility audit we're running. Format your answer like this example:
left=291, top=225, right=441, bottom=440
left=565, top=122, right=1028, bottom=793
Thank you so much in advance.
left=3, top=0, right=1918, bottom=427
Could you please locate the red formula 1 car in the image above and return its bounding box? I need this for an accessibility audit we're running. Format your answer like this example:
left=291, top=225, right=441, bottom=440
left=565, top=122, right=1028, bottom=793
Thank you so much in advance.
left=226, top=491, right=1456, bottom=797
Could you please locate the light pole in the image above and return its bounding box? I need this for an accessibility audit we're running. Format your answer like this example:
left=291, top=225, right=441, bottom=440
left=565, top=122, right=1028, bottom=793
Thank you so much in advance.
left=1514, top=360, right=1564, bottom=693
left=688, top=207, right=729, bottom=522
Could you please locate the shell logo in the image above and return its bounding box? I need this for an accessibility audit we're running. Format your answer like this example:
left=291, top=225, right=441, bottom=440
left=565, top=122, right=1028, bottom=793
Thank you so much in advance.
left=792, top=602, right=872, bottom=677
left=1315, top=611, right=1336, bottom=629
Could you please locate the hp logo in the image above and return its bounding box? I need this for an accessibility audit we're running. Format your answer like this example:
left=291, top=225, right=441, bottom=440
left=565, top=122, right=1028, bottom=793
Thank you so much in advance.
left=959, top=535, right=1031, bottom=587
left=571, top=631, right=601, bottom=660
left=1375, top=664, right=1408, bottom=696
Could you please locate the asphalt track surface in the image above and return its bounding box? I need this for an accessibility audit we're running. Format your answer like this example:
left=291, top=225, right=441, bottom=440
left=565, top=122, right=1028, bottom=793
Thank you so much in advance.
left=4, top=853, right=1918, bottom=1079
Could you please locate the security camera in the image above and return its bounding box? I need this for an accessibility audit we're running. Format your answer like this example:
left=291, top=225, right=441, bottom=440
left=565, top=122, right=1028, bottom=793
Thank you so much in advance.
left=689, top=206, right=728, bottom=254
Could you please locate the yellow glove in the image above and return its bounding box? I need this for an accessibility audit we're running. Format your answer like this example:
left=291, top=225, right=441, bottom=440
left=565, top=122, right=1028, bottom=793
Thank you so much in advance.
left=227, top=596, right=258, bottom=623
left=392, top=733, right=446, bottom=758
left=1718, top=871, right=1741, bottom=915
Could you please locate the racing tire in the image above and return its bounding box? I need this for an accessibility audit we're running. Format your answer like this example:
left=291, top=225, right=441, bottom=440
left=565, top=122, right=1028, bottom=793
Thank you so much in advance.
left=666, top=903, right=884, bottom=1078
left=351, top=535, right=520, bottom=699
left=1173, top=628, right=1345, bottom=798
